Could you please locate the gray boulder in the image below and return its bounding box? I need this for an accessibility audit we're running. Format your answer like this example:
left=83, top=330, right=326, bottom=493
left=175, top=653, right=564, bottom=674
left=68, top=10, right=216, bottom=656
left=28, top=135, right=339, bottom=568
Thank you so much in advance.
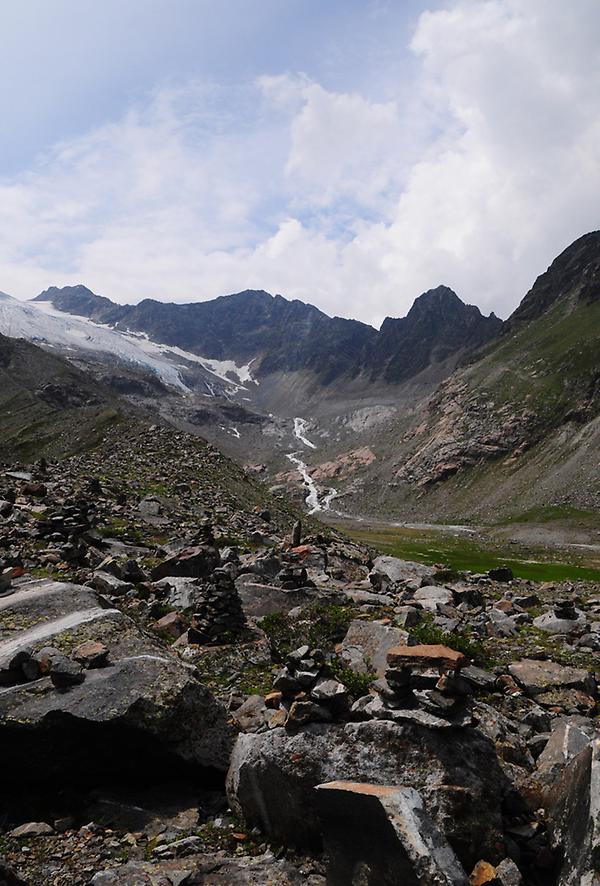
left=370, top=556, right=435, bottom=588
left=340, top=619, right=409, bottom=676
left=227, top=718, right=509, bottom=870
left=545, top=738, right=600, bottom=885
left=0, top=578, right=232, bottom=794
left=508, top=659, right=596, bottom=697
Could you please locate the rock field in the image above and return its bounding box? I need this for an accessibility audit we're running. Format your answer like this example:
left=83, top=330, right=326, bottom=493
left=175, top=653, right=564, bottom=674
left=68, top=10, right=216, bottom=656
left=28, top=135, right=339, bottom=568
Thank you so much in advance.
left=0, top=424, right=599, bottom=885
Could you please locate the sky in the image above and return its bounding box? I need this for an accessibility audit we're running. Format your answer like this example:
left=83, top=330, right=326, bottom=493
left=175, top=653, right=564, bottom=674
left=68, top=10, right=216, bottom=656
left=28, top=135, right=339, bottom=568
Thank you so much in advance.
left=1, top=0, right=600, bottom=327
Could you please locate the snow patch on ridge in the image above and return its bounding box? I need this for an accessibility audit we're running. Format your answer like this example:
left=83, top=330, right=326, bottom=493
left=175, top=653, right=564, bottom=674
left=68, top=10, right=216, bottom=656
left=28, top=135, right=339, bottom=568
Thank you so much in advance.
left=1, top=297, right=189, bottom=391
left=7, top=297, right=259, bottom=396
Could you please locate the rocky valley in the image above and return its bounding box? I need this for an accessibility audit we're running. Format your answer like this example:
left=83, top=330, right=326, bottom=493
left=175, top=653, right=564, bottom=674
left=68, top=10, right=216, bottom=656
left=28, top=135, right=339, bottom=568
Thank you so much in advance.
left=0, top=233, right=599, bottom=886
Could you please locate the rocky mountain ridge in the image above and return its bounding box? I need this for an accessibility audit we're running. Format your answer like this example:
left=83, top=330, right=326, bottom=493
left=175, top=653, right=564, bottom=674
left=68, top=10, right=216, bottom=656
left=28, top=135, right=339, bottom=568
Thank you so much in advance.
left=2, top=232, right=600, bottom=526
left=33, top=283, right=502, bottom=386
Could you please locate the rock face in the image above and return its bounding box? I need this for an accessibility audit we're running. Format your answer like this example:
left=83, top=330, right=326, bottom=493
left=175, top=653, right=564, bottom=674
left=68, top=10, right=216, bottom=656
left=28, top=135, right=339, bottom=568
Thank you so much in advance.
left=545, top=738, right=600, bottom=886
left=315, top=781, right=469, bottom=886
left=0, top=578, right=232, bottom=797
left=366, top=286, right=502, bottom=384
left=227, top=719, right=509, bottom=869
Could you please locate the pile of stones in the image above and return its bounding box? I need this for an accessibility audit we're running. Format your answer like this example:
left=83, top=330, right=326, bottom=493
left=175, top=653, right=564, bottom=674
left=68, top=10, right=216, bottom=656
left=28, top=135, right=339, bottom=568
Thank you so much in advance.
left=0, top=641, right=109, bottom=689
left=359, top=643, right=474, bottom=725
left=187, top=568, right=247, bottom=645
left=270, top=645, right=349, bottom=726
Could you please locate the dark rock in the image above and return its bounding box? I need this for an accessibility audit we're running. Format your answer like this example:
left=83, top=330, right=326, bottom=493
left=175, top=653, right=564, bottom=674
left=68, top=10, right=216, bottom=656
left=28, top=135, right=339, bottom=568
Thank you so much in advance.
left=315, top=781, right=468, bottom=885
left=227, top=719, right=509, bottom=869
left=151, top=545, right=220, bottom=581
left=0, top=859, right=28, bottom=886
left=488, top=567, right=513, bottom=583
left=49, top=655, right=86, bottom=688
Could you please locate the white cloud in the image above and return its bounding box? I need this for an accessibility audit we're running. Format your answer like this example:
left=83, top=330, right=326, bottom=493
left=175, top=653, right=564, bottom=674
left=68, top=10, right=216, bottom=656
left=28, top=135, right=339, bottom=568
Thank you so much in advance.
left=1, top=0, right=600, bottom=325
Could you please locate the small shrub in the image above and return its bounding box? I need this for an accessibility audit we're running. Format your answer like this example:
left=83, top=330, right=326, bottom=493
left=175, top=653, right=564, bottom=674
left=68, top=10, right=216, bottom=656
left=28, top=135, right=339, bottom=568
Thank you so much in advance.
left=259, top=604, right=356, bottom=662
left=410, top=614, right=488, bottom=664
left=332, top=662, right=376, bottom=699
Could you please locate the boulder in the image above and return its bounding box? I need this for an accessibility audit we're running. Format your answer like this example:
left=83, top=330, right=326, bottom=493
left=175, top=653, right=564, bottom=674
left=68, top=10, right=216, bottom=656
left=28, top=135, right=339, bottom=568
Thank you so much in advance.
left=340, top=619, right=410, bottom=676
left=154, top=577, right=205, bottom=611
left=0, top=578, right=232, bottom=802
left=508, top=659, right=596, bottom=698
left=545, top=738, right=600, bottom=885
left=315, top=781, right=468, bottom=885
left=370, top=556, right=435, bottom=587
left=532, top=609, right=587, bottom=635
left=9, top=821, right=55, bottom=837
left=487, top=568, right=513, bottom=583
left=151, top=545, right=220, bottom=581
left=227, top=718, right=509, bottom=870
left=414, top=586, right=454, bottom=611
left=235, top=574, right=327, bottom=618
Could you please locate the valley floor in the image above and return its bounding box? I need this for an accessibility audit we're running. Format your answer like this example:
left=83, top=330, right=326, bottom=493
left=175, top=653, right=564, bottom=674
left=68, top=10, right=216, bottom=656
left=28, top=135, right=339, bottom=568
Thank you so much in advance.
left=330, top=510, right=600, bottom=583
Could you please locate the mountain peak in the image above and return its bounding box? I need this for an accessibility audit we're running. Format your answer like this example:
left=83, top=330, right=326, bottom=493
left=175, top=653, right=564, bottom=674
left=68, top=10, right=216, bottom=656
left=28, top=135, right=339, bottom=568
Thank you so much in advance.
left=32, top=284, right=127, bottom=325
left=508, top=230, right=600, bottom=327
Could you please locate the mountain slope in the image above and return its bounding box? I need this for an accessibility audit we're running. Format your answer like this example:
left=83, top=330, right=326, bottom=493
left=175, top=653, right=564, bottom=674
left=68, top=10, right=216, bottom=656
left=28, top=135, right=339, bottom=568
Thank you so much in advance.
left=0, top=330, right=124, bottom=460
left=336, top=232, right=600, bottom=520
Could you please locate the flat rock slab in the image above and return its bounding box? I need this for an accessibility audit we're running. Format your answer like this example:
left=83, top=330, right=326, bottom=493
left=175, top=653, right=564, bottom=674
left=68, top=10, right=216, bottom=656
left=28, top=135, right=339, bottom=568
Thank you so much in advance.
left=315, top=781, right=468, bottom=886
left=508, top=659, right=596, bottom=697
left=387, top=644, right=467, bottom=671
left=227, top=718, right=508, bottom=871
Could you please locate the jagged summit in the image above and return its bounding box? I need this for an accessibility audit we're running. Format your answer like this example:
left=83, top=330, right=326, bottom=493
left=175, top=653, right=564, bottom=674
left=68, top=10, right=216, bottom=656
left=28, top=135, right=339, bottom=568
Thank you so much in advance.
left=373, top=285, right=502, bottom=383
left=31, top=282, right=502, bottom=386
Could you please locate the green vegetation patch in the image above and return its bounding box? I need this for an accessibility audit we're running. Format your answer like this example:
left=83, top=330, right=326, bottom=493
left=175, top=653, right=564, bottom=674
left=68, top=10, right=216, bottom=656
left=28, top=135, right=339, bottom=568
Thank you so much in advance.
left=344, top=524, right=600, bottom=583
left=259, top=604, right=358, bottom=662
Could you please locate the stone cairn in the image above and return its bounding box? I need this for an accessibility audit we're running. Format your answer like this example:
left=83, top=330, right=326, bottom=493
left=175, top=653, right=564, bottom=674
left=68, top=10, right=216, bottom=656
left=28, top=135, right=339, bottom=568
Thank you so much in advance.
left=368, top=643, right=473, bottom=722
left=265, top=642, right=474, bottom=730
left=188, top=566, right=247, bottom=645
left=269, top=645, right=350, bottom=727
